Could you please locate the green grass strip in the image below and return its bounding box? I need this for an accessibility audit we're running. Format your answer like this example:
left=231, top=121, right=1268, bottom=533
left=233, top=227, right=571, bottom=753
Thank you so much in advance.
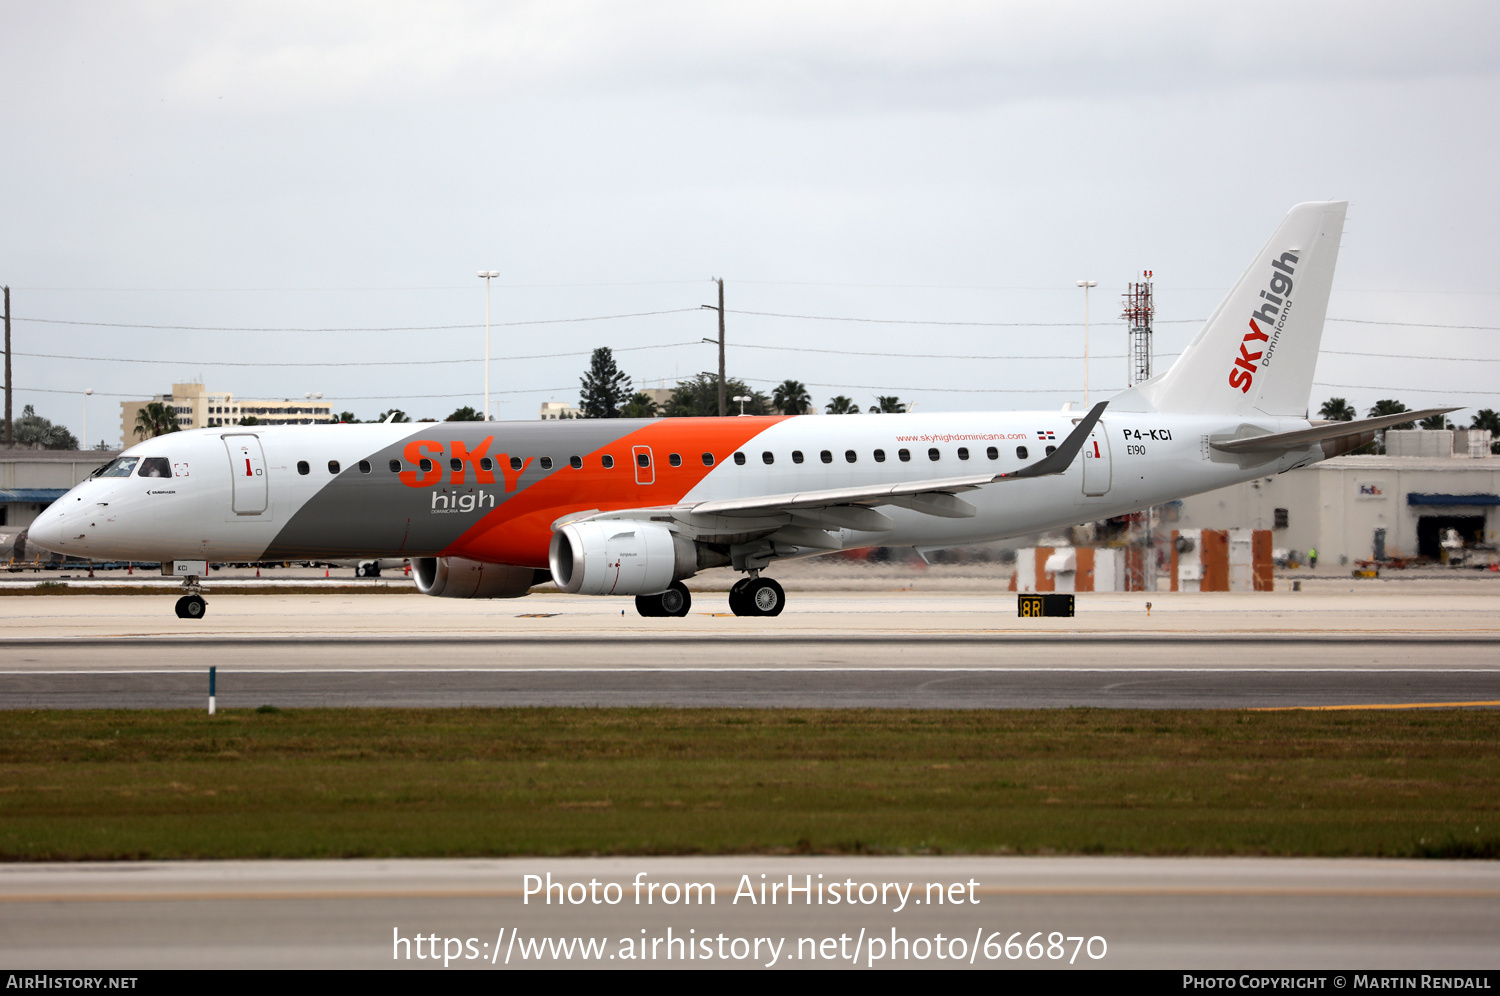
left=1, top=708, right=1496, bottom=860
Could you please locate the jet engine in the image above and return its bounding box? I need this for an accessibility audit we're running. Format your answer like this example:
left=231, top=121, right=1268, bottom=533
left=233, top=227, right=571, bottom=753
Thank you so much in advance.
left=411, top=557, right=539, bottom=598
left=549, top=520, right=701, bottom=596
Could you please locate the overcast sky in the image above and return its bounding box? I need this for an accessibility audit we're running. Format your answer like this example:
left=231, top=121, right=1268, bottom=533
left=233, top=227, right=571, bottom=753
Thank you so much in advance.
left=4, top=1, right=1498, bottom=445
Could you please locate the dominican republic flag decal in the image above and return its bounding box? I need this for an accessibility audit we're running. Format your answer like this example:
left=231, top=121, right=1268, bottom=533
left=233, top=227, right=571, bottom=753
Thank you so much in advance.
left=1037, top=430, right=1056, bottom=440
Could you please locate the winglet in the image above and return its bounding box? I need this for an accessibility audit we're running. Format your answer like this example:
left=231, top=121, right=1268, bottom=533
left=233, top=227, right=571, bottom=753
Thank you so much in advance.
left=1005, top=400, right=1108, bottom=479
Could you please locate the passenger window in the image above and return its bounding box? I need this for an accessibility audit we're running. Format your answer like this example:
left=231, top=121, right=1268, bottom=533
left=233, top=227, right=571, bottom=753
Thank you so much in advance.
left=98, top=457, right=139, bottom=478
left=540, top=457, right=554, bottom=470
left=701, top=453, right=714, bottom=466
left=873, top=449, right=886, bottom=462
left=820, top=450, right=832, bottom=464
left=510, top=456, right=524, bottom=471
left=418, top=458, right=432, bottom=473
left=297, top=461, right=311, bottom=475
left=957, top=447, right=969, bottom=461
left=138, top=457, right=171, bottom=479
left=669, top=453, right=682, bottom=467
left=898, top=449, right=911, bottom=462
left=762, top=451, right=774, bottom=465
left=986, top=447, right=998, bottom=460
left=329, top=460, right=341, bottom=474
left=928, top=448, right=940, bottom=461
left=449, top=457, right=461, bottom=472
left=636, top=452, right=650, bottom=468
left=733, top=452, right=746, bottom=465
left=480, top=457, right=492, bottom=471
left=389, top=459, right=401, bottom=473
left=1015, top=446, right=1028, bottom=460
left=570, top=455, right=583, bottom=469
left=358, top=460, right=372, bottom=474
left=844, top=450, right=857, bottom=463
left=602, top=455, right=615, bottom=469
left=792, top=450, right=804, bottom=464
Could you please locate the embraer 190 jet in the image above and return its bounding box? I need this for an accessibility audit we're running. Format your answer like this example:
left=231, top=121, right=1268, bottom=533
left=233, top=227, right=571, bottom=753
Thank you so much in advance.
left=28, top=201, right=1451, bottom=619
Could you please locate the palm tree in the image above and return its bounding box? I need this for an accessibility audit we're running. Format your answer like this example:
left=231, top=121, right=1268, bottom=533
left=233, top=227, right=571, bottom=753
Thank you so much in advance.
left=375, top=409, right=411, bottom=423
left=868, top=396, right=905, bottom=413
left=445, top=406, right=485, bottom=421
left=1419, top=413, right=1453, bottom=430
left=133, top=401, right=181, bottom=440
left=1318, top=398, right=1355, bottom=421
left=825, top=395, right=859, bottom=415
left=1368, top=399, right=1414, bottom=430
left=772, top=380, right=811, bottom=415
left=620, top=392, right=658, bottom=418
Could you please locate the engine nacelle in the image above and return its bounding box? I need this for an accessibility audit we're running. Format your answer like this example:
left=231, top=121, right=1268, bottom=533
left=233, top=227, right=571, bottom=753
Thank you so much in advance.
left=549, top=520, right=697, bottom=596
left=412, top=557, right=538, bottom=599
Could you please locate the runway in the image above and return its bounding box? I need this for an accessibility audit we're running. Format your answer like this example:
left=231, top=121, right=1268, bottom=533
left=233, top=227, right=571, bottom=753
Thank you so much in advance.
left=4, top=857, right=1497, bottom=969
left=3, top=585, right=1500, bottom=708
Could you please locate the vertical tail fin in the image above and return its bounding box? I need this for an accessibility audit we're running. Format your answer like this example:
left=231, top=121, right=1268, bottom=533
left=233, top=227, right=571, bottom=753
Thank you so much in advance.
left=1120, top=201, right=1346, bottom=417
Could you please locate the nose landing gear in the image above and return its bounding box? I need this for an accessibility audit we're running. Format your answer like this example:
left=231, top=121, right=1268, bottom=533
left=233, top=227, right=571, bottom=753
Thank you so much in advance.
left=175, top=594, right=207, bottom=619
left=174, top=575, right=208, bottom=619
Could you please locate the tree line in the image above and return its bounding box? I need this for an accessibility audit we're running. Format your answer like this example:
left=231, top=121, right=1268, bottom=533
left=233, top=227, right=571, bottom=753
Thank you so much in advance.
left=576, top=347, right=907, bottom=418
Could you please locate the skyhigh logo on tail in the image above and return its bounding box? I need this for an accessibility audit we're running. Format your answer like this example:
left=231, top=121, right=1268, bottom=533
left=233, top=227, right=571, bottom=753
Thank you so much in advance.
left=1228, top=250, right=1299, bottom=394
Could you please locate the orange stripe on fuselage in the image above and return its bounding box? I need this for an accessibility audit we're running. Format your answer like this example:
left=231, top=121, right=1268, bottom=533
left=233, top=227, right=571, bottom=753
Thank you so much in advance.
left=440, top=416, right=789, bottom=566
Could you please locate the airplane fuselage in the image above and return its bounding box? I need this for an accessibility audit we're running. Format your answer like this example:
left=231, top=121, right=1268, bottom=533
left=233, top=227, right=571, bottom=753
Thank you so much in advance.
left=32, top=410, right=1319, bottom=568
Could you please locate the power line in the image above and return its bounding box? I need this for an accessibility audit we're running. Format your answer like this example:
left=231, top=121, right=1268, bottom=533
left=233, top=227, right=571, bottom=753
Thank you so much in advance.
left=9, top=342, right=702, bottom=368
left=12, top=308, right=701, bottom=332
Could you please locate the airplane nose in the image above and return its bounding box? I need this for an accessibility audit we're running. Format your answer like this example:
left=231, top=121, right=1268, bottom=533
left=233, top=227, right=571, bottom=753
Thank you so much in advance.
left=26, top=504, right=68, bottom=554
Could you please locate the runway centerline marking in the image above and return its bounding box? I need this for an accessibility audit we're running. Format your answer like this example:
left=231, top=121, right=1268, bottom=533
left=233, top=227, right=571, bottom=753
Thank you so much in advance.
left=6, top=667, right=1500, bottom=675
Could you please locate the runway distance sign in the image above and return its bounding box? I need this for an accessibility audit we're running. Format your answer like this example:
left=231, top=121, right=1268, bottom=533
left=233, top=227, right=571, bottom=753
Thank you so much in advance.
left=1018, top=593, right=1074, bottom=618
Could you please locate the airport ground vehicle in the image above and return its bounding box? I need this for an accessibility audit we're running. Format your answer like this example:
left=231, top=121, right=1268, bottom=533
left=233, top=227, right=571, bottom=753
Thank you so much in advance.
left=27, top=202, right=1449, bottom=619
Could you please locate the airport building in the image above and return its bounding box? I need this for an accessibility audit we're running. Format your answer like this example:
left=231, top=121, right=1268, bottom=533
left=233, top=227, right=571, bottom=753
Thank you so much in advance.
left=119, top=383, right=333, bottom=448
left=1175, top=429, right=1500, bottom=567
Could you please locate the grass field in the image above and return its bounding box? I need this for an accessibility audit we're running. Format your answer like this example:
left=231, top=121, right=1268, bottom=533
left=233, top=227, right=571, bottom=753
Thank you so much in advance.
left=1, top=708, right=1496, bottom=860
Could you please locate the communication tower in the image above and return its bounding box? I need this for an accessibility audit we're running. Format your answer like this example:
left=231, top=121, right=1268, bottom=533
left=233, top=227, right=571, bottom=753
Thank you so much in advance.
left=1121, top=271, right=1154, bottom=387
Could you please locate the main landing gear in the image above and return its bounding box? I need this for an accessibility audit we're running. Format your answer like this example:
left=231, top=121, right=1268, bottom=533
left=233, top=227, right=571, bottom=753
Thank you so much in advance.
left=635, top=580, right=691, bottom=617
left=728, top=575, right=784, bottom=617
left=174, top=575, right=207, bottom=619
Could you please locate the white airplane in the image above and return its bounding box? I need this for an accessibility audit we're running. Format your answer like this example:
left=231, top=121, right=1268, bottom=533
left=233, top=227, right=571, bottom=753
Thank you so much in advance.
left=28, top=201, right=1451, bottom=619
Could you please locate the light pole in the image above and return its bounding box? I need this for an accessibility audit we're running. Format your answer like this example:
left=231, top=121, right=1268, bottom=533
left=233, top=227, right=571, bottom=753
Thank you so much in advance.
left=1075, top=280, right=1097, bottom=405
left=81, top=389, right=92, bottom=451
left=478, top=271, right=500, bottom=420
left=733, top=394, right=750, bottom=416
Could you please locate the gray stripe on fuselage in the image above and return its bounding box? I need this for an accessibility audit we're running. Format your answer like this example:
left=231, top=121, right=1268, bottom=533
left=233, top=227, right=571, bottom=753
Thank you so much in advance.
left=261, top=420, right=650, bottom=559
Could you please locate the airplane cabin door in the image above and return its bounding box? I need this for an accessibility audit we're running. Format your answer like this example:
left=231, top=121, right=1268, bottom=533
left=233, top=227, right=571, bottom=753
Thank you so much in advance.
left=223, top=434, right=268, bottom=514
left=1081, top=424, right=1112, bottom=496
left=632, top=445, right=655, bottom=485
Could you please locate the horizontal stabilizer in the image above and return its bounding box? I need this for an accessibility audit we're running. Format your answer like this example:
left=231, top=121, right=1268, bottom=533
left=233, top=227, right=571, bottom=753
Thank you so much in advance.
left=1211, top=408, right=1461, bottom=453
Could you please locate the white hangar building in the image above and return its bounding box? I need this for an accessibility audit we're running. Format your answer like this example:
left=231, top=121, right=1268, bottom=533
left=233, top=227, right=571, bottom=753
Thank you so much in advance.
left=1173, top=430, right=1500, bottom=567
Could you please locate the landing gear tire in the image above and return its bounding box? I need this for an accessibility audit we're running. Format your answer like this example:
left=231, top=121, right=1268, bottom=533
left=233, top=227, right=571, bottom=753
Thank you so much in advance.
left=175, top=595, right=207, bottom=619
left=730, top=577, right=784, bottom=617
left=635, top=581, right=691, bottom=618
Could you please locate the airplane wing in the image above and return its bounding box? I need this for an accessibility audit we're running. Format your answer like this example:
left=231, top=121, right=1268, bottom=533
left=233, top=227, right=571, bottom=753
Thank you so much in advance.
left=1211, top=407, right=1460, bottom=453
left=686, top=398, right=1108, bottom=518
left=564, top=401, right=1109, bottom=546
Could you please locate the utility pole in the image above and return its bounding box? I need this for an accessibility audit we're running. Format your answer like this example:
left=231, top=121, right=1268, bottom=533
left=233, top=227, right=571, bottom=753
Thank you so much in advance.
left=477, top=271, right=499, bottom=420
left=715, top=278, right=726, bottom=417
left=3, top=286, right=11, bottom=447
left=1075, top=279, right=1097, bottom=405
left=701, top=278, right=727, bottom=417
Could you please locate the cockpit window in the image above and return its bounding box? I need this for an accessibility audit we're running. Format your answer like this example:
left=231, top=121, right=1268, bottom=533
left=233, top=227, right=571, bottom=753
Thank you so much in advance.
left=95, top=457, right=139, bottom=478
left=138, top=457, right=171, bottom=479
